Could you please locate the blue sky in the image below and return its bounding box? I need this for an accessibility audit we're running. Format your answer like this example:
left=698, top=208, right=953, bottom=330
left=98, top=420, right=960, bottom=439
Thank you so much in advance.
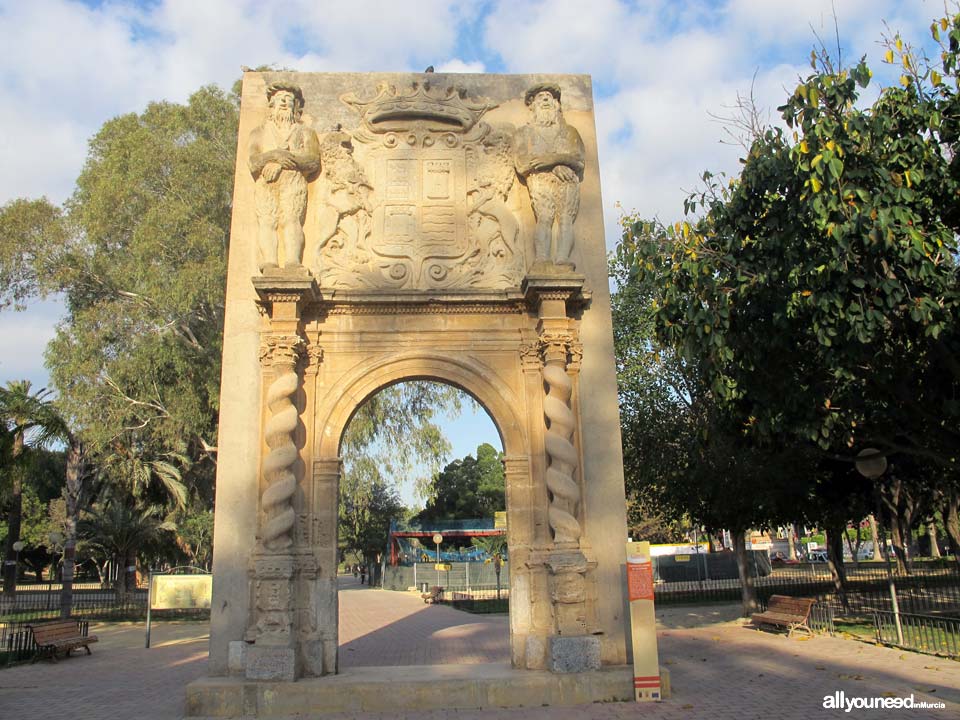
left=0, top=0, right=945, bottom=502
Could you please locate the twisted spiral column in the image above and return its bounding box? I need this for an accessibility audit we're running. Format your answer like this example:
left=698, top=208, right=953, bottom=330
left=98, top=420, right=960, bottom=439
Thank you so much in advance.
left=541, top=337, right=581, bottom=546
left=260, top=335, right=304, bottom=551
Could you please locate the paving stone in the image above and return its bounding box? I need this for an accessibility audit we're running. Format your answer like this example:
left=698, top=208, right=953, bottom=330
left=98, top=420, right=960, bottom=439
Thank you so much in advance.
left=0, top=577, right=956, bottom=719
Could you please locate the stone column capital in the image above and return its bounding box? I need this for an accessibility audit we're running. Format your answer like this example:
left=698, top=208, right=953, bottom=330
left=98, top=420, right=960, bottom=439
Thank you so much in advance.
left=259, top=334, right=306, bottom=368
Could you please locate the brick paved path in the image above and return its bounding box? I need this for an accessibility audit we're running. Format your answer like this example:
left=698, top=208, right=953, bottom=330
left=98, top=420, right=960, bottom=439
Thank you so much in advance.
left=1, top=577, right=956, bottom=719
left=339, top=575, right=508, bottom=667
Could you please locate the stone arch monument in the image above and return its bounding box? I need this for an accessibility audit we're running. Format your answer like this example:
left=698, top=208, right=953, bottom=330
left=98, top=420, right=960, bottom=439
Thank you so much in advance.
left=197, top=71, right=633, bottom=708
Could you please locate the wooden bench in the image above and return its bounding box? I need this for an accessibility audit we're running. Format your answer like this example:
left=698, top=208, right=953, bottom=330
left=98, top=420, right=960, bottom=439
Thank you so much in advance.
left=751, top=595, right=817, bottom=637
left=420, top=586, right=442, bottom=604
left=27, top=619, right=98, bottom=662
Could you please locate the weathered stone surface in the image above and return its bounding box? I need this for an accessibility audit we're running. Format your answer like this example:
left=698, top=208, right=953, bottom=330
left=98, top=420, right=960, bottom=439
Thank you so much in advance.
left=207, top=72, right=631, bottom=683
left=245, top=645, right=297, bottom=682
left=549, top=635, right=601, bottom=673
left=227, top=641, right=248, bottom=675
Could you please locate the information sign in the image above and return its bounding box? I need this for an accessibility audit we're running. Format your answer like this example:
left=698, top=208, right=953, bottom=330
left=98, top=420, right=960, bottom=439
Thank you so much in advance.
left=626, top=541, right=661, bottom=702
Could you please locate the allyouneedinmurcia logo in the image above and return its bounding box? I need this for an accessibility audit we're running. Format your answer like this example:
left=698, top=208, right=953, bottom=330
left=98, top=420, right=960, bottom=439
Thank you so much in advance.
left=823, top=691, right=946, bottom=712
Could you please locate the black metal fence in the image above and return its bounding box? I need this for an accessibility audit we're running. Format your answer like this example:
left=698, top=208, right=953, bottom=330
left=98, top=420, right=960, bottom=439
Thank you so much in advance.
left=873, top=609, right=960, bottom=658
left=0, top=587, right=149, bottom=622
left=655, top=559, right=960, bottom=621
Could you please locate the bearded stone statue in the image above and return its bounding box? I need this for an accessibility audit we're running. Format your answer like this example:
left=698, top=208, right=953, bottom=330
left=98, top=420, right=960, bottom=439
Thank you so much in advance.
left=248, top=82, right=320, bottom=272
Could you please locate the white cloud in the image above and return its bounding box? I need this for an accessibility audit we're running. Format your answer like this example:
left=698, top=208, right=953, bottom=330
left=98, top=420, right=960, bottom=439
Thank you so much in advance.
left=434, top=59, right=487, bottom=74
left=0, top=0, right=946, bottom=389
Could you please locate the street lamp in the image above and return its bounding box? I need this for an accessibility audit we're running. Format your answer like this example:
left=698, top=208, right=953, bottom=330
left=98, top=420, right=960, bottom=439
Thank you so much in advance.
left=433, top=533, right=443, bottom=589
left=9, top=541, right=25, bottom=593
left=855, top=448, right=902, bottom=645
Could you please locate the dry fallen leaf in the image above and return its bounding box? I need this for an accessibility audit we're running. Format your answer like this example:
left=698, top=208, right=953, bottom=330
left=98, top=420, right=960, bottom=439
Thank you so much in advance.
left=838, top=673, right=865, bottom=681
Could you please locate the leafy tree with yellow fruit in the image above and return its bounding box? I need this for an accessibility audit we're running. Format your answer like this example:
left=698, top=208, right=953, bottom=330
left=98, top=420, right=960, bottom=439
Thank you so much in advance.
left=620, top=13, right=960, bottom=560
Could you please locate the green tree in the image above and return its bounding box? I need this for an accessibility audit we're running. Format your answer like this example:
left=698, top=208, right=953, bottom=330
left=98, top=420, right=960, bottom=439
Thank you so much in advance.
left=0, top=381, right=69, bottom=596
left=79, top=499, right=175, bottom=595
left=338, top=459, right=406, bottom=575
left=416, top=443, right=505, bottom=523
left=621, top=14, right=960, bottom=561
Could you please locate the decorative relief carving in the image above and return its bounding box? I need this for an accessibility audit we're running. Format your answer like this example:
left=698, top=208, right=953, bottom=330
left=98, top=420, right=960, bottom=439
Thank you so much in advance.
left=249, top=83, right=320, bottom=272
left=307, top=82, right=525, bottom=290
left=545, top=552, right=591, bottom=636
left=259, top=335, right=306, bottom=367
left=514, top=84, right=585, bottom=270
left=519, top=341, right=542, bottom=371
left=537, top=331, right=581, bottom=369
left=259, top=335, right=305, bottom=551
left=304, top=344, right=324, bottom=375
left=250, top=556, right=294, bottom=644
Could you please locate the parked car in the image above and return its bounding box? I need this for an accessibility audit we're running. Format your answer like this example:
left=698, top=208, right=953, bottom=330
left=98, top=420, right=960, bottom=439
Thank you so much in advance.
left=770, top=551, right=799, bottom=566
left=807, top=549, right=829, bottom=563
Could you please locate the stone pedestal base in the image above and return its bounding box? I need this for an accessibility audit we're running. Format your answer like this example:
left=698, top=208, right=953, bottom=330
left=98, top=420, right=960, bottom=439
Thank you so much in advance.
left=246, top=646, right=297, bottom=682
left=549, top=635, right=601, bottom=673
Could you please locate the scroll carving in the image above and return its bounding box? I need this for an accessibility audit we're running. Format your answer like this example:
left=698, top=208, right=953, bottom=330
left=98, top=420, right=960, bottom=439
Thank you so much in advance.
left=259, top=335, right=305, bottom=551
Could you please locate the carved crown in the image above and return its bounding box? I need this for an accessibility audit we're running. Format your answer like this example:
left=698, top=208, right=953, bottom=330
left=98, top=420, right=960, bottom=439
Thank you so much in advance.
left=341, top=81, right=494, bottom=134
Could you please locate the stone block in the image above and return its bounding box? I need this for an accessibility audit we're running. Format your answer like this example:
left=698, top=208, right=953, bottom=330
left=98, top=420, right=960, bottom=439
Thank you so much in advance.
left=549, top=635, right=601, bottom=673
left=525, top=634, right=548, bottom=670
left=245, top=645, right=297, bottom=682
left=227, top=640, right=248, bottom=675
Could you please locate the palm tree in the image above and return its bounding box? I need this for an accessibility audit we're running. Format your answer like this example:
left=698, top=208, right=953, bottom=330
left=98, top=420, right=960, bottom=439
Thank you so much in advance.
left=0, top=381, right=69, bottom=597
left=100, top=437, right=189, bottom=510
left=79, top=499, right=175, bottom=596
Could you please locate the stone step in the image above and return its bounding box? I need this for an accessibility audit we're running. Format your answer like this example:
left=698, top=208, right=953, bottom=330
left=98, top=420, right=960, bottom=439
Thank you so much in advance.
left=186, top=663, right=670, bottom=716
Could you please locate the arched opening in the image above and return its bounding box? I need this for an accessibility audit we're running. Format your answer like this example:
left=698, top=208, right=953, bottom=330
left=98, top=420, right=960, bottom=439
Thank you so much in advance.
left=333, top=378, right=513, bottom=669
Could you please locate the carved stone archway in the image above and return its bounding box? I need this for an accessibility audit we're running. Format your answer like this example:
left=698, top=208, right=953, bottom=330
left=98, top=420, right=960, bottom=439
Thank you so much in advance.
left=202, top=72, right=631, bottom=698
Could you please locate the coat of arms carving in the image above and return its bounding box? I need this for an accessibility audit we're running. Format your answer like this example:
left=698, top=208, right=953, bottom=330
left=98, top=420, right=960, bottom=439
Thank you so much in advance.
left=309, top=82, right=525, bottom=290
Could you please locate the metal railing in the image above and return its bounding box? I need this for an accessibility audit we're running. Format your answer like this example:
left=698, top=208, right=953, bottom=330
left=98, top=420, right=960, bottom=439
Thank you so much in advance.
left=872, top=609, right=960, bottom=658
left=653, top=561, right=960, bottom=619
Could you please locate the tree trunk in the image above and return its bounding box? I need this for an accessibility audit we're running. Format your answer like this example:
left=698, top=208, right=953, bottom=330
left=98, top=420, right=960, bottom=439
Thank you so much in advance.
left=124, top=547, right=138, bottom=594
left=868, top=514, right=880, bottom=561
left=732, top=528, right=757, bottom=616
left=927, top=520, right=941, bottom=559
left=888, top=516, right=910, bottom=575
left=824, top=522, right=849, bottom=612
left=59, top=440, right=84, bottom=618
left=945, top=491, right=960, bottom=572
left=792, top=522, right=805, bottom=559
left=786, top=524, right=797, bottom=560
left=1, top=432, right=25, bottom=597
left=881, top=479, right=911, bottom=575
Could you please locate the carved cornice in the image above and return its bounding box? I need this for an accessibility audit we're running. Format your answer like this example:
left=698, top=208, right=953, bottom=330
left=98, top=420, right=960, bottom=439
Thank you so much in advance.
left=325, top=301, right=526, bottom=316
left=259, top=335, right=306, bottom=367
left=521, top=274, right=591, bottom=313
left=313, top=457, right=343, bottom=479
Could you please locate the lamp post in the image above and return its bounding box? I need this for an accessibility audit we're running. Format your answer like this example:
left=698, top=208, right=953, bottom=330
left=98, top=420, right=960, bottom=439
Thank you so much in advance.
left=855, top=448, right=903, bottom=645
left=9, top=541, right=24, bottom=596
left=433, top=533, right=443, bottom=589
